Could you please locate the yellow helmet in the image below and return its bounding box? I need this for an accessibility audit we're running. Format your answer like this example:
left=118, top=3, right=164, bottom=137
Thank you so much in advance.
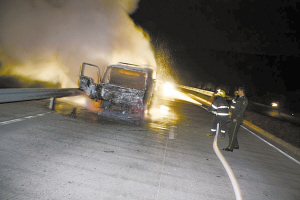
left=217, top=89, right=226, bottom=97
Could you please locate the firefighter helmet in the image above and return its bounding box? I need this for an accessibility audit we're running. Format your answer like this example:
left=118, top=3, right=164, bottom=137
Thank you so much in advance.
left=217, top=89, right=226, bottom=97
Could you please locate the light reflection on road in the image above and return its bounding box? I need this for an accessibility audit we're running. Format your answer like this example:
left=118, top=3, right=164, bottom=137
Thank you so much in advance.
left=146, top=88, right=204, bottom=135
left=52, top=87, right=206, bottom=134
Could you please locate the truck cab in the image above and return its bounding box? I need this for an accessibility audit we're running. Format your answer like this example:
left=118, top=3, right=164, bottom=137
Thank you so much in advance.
left=79, top=62, right=155, bottom=122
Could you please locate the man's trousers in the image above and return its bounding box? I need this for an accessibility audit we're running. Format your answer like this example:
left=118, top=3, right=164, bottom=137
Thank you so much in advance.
left=227, top=118, right=243, bottom=150
left=210, top=115, right=228, bottom=136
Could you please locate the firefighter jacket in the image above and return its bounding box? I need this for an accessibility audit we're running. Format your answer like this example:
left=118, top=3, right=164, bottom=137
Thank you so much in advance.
left=208, top=96, right=229, bottom=116
left=231, top=95, right=248, bottom=120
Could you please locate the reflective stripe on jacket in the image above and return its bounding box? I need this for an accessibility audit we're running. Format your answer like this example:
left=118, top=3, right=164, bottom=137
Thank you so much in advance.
left=208, top=96, right=229, bottom=116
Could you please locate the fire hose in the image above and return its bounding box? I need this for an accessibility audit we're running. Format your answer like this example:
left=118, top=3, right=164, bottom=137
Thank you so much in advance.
left=214, top=123, right=243, bottom=200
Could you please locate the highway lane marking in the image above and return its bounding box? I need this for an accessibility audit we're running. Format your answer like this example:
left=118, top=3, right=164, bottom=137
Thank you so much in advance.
left=242, top=126, right=300, bottom=165
left=0, top=112, right=52, bottom=126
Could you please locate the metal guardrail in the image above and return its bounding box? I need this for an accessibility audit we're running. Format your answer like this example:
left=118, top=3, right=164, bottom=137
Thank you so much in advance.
left=178, top=85, right=214, bottom=96
left=0, top=88, right=82, bottom=104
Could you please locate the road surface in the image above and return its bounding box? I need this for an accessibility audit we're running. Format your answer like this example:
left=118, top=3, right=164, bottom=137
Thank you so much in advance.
left=0, top=97, right=299, bottom=200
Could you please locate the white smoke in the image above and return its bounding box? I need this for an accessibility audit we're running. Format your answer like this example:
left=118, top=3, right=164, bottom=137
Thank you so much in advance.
left=0, top=0, right=156, bottom=88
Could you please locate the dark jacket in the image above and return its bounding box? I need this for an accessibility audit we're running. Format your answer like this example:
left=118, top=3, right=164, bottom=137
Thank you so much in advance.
left=208, top=96, right=229, bottom=116
left=231, top=95, right=248, bottom=120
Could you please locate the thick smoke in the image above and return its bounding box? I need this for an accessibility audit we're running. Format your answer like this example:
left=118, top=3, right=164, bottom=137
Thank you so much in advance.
left=0, top=0, right=156, bottom=88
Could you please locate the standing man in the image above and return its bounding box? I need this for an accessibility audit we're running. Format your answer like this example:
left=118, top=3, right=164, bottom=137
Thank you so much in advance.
left=206, top=89, right=229, bottom=138
left=229, top=90, right=238, bottom=116
left=223, top=86, right=248, bottom=152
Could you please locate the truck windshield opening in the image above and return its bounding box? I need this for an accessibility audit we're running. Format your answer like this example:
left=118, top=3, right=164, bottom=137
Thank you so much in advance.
left=104, top=67, right=147, bottom=90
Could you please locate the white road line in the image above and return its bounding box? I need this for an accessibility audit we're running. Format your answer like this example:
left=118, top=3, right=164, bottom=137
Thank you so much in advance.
left=0, top=112, right=51, bottom=126
left=0, top=118, right=24, bottom=125
left=242, top=125, right=300, bottom=165
left=24, top=116, right=36, bottom=119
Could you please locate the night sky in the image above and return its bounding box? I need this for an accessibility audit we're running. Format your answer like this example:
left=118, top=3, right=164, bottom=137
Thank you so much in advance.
left=131, top=0, right=299, bottom=110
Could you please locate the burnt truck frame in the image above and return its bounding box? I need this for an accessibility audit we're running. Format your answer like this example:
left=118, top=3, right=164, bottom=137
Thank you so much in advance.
left=79, top=62, right=155, bottom=122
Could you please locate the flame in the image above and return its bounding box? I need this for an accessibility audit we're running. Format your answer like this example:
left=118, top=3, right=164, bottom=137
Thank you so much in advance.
left=59, top=94, right=102, bottom=113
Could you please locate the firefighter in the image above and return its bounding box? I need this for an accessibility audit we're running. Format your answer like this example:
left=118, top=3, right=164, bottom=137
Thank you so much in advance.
left=223, top=86, right=248, bottom=152
left=208, top=87, right=221, bottom=103
left=206, top=89, right=229, bottom=138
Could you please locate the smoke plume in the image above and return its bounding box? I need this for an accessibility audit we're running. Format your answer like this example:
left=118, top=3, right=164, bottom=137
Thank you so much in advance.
left=0, top=0, right=156, bottom=88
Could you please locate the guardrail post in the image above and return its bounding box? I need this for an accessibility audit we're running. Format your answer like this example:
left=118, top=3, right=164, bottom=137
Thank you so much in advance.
left=49, top=97, right=56, bottom=110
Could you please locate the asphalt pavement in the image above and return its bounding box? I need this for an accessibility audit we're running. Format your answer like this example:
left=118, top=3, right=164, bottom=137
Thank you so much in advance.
left=0, top=98, right=299, bottom=200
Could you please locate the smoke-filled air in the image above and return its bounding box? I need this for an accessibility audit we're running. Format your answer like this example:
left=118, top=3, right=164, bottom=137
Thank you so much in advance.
left=0, top=0, right=156, bottom=88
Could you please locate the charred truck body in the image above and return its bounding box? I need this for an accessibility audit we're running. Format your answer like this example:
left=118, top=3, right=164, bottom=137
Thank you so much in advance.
left=79, top=62, right=155, bottom=122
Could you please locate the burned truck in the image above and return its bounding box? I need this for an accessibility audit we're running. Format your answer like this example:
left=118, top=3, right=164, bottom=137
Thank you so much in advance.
left=79, top=62, right=155, bottom=122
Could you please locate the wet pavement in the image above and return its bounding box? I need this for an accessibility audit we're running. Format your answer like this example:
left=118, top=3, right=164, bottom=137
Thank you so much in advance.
left=0, top=98, right=299, bottom=200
